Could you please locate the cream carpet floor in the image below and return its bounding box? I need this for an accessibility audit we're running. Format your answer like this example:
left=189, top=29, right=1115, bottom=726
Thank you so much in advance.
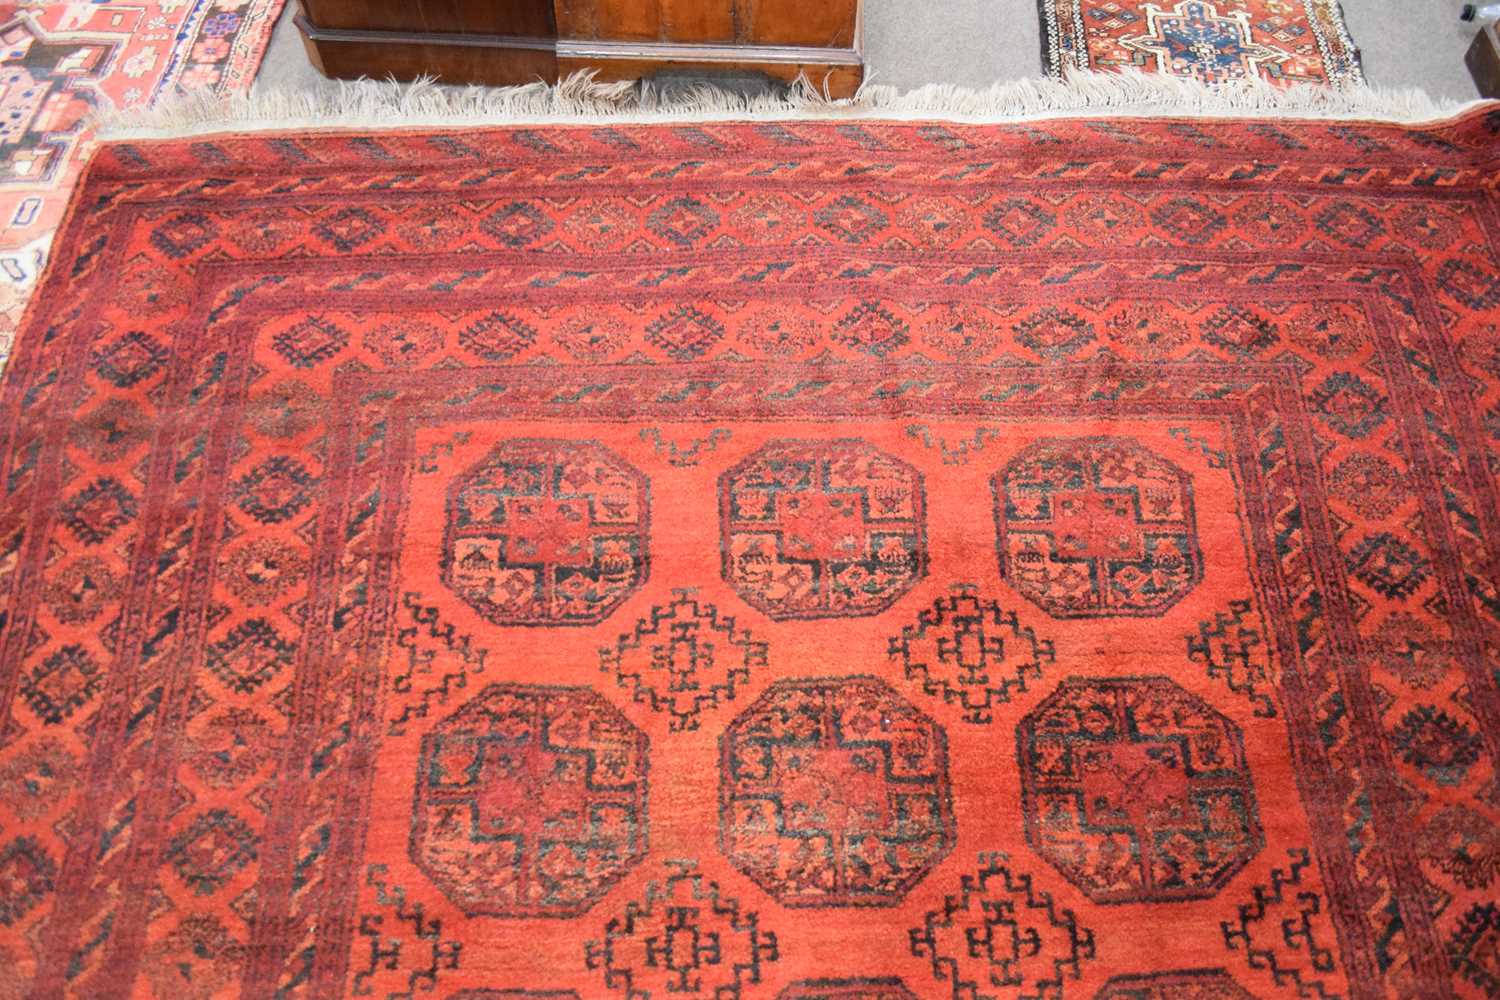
left=253, top=0, right=1484, bottom=101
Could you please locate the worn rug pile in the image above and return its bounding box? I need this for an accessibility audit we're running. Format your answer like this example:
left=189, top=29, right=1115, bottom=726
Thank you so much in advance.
left=0, top=89, right=1497, bottom=999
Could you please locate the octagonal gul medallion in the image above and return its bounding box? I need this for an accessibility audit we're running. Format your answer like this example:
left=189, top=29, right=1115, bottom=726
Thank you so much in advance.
left=1094, top=969, right=1258, bottom=1000
left=993, top=437, right=1201, bottom=618
left=720, top=439, right=925, bottom=620
left=410, top=683, right=648, bottom=918
left=779, top=980, right=917, bottom=1000
left=1018, top=676, right=1263, bottom=904
left=442, top=439, right=648, bottom=626
left=719, top=675, right=955, bottom=907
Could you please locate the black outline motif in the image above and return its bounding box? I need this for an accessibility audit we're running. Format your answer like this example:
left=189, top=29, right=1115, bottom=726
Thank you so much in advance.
left=1186, top=597, right=1278, bottom=717
left=909, top=851, right=1096, bottom=1000
left=600, top=589, right=766, bottom=731
left=354, top=865, right=463, bottom=998
left=904, top=424, right=1004, bottom=465
left=1220, top=848, right=1341, bottom=999
left=639, top=426, right=733, bottom=467
left=387, top=592, right=491, bottom=737
left=888, top=585, right=1055, bottom=724
left=584, top=859, right=779, bottom=999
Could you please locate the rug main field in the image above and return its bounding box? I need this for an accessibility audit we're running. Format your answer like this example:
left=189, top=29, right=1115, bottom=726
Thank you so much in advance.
left=0, top=111, right=1497, bottom=999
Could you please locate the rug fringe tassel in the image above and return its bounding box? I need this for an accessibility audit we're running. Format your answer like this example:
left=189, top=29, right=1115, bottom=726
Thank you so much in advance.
left=95, top=69, right=1491, bottom=138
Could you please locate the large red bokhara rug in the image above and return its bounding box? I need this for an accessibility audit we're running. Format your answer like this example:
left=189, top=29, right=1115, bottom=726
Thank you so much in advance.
left=0, top=105, right=1498, bottom=1000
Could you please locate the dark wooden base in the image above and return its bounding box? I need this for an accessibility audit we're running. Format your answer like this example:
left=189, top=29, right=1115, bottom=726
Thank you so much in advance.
left=1466, top=25, right=1500, bottom=99
left=296, top=14, right=864, bottom=97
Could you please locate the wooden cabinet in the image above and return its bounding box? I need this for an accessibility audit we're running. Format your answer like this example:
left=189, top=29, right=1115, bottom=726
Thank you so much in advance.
left=297, top=0, right=864, bottom=97
left=1468, top=24, right=1500, bottom=98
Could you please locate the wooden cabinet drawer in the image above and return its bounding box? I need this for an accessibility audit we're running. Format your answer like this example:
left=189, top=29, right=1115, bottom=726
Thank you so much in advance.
left=297, top=0, right=864, bottom=96
left=299, top=0, right=555, bottom=37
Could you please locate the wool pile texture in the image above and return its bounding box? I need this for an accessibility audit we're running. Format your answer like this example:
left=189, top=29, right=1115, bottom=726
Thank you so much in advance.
left=0, top=107, right=1497, bottom=1000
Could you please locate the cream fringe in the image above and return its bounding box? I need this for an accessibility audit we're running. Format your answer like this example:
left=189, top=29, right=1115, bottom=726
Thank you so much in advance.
left=95, top=70, right=1492, bottom=139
